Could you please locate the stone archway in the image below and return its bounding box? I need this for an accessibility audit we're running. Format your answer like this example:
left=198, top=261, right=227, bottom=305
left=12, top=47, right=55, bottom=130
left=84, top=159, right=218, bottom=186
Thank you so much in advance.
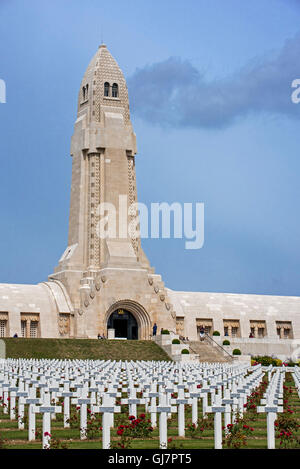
left=105, top=300, right=151, bottom=340
left=107, top=310, right=138, bottom=339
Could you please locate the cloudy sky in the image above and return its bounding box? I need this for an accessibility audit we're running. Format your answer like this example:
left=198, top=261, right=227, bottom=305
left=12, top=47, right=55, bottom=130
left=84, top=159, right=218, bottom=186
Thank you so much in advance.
left=0, top=0, right=299, bottom=296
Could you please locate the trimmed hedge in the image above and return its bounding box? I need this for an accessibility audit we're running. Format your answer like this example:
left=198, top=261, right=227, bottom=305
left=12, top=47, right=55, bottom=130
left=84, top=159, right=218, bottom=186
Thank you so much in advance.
left=161, top=329, right=170, bottom=335
left=251, top=356, right=300, bottom=367
left=222, top=340, right=230, bottom=346
left=212, top=331, right=220, bottom=336
left=181, top=349, right=190, bottom=354
left=172, top=339, right=180, bottom=344
left=232, top=348, right=241, bottom=355
left=251, top=356, right=279, bottom=366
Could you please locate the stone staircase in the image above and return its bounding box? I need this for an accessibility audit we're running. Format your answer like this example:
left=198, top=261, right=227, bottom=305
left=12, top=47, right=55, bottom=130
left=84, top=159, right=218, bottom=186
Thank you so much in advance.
left=153, top=334, right=199, bottom=362
left=153, top=334, right=233, bottom=363
left=188, top=339, right=233, bottom=363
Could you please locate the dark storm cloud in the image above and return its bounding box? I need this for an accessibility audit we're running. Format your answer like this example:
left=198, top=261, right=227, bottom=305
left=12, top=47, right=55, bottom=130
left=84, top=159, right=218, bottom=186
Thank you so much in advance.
left=127, top=33, right=300, bottom=129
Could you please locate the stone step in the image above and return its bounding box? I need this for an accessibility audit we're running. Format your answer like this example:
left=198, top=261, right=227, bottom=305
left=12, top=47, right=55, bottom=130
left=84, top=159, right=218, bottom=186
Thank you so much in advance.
left=188, top=340, right=232, bottom=363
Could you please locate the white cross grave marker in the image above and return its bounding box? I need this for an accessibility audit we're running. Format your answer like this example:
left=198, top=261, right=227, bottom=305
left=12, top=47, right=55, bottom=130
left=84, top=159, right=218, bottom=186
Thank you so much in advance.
left=149, top=392, right=177, bottom=449
left=91, top=393, right=121, bottom=449
left=34, top=390, right=62, bottom=449
left=257, top=396, right=283, bottom=449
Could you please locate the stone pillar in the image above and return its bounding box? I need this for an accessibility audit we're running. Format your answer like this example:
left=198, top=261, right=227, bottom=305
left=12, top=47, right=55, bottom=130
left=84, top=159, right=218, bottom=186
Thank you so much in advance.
left=239, top=317, right=249, bottom=339
left=99, top=151, right=105, bottom=267
left=266, top=319, right=277, bottom=339
left=87, top=152, right=101, bottom=270
left=8, top=312, right=21, bottom=338
left=213, top=318, right=223, bottom=335
left=26, top=320, right=30, bottom=338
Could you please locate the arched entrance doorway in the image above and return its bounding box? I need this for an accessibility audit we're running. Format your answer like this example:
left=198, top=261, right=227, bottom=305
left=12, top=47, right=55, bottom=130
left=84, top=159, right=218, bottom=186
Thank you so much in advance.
left=107, top=309, right=138, bottom=340
left=105, top=300, right=152, bottom=340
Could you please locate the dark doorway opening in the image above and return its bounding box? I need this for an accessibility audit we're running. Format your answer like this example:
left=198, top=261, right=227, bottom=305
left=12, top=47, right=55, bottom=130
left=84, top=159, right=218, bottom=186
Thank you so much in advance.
left=107, top=309, right=138, bottom=340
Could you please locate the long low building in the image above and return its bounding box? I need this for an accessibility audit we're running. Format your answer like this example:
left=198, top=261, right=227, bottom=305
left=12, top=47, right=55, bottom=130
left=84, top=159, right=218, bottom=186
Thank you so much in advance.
left=0, top=281, right=73, bottom=338
left=167, top=289, right=300, bottom=360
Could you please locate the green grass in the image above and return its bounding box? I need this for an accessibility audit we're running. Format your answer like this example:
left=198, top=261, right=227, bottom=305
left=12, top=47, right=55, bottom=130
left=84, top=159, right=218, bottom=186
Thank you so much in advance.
left=1, top=372, right=299, bottom=450
left=2, top=338, right=171, bottom=361
left=1, top=400, right=299, bottom=450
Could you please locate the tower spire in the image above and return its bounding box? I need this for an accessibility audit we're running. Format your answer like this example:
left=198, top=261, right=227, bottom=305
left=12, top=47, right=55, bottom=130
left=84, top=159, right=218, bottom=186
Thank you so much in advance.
left=50, top=45, right=174, bottom=340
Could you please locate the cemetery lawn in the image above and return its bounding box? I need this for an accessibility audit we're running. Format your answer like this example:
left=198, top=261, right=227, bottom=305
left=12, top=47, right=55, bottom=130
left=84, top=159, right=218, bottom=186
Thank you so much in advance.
left=2, top=338, right=171, bottom=361
left=1, top=372, right=299, bottom=450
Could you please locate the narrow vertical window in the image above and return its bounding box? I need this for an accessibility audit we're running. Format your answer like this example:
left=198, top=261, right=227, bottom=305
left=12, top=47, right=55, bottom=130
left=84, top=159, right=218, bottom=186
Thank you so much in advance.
left=21, top=320, right=26, bottom=338
left=112, top=83, right=118, bottom=98
left=104, top=82, right=110, bottom=97
left=0, top=320, right=6, bottom=337
left=30, top=321, right=38, bottom=338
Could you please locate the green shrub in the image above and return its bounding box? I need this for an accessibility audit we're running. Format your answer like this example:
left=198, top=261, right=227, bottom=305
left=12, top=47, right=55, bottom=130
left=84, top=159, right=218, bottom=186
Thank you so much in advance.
left=251, top=356, right=278, bottom=366
left=212, top=331, right=220, bottom=336
left=223, top=340, right=230, bottom=346
left=172, top=339, right=180, bottom=344
left=233, top=348, right=241, bottom=355
left=181, top=349, right=190, bottom=354
left=161, top=329, right=170, bottom=335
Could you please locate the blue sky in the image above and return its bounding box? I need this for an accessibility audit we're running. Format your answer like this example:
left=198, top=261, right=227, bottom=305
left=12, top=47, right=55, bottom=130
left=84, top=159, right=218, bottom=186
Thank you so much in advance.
left=0, top=0, right=299, bottom=296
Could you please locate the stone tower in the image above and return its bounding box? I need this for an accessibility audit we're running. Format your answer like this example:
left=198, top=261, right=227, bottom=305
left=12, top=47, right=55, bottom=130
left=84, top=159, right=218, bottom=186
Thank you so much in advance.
left=50, top=45, right=176, bottom=339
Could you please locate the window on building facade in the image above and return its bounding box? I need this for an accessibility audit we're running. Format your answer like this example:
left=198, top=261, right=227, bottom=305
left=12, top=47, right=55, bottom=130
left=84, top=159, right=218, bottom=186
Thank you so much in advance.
left=20, top=313, right=40, bottom=338
left=21, top=320, right=26, bottom=338
left=250, top=320, right=266, bottom=338
left=276, top=321, right=293, bottom=339
left=223, top=319, right=241, bottom=337
left=30, top=321, right=38, bottom=338
left=0, top=313, right=8, bottom=337
left=82, top=84, right=89, bottom=101
left=112, top=83, right=118, bottom=97
left=0, top=320, right=7, bottom=337
left=104, top=82, right=110, bottom=97
left=196, top=318, right=213, bottom=336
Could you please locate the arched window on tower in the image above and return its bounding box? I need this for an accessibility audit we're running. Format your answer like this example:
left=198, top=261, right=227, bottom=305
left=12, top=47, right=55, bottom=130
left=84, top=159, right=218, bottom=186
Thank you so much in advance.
left=112, top=83, right=119, bottom=98
left=104, top=82, right=110, bottom=97
left=82, top=84, right=89, bottom=102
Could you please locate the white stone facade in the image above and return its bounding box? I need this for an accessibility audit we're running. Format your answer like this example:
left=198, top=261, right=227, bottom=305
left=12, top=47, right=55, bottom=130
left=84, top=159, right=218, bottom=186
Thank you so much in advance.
left=167, top=290, right=300, bottom=359
left=0, top=46, right=299, bottom=360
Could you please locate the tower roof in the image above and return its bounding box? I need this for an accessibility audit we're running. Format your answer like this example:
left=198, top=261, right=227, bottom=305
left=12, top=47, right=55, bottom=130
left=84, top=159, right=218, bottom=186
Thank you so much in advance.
left=77, top=45, right=130, bottom=123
